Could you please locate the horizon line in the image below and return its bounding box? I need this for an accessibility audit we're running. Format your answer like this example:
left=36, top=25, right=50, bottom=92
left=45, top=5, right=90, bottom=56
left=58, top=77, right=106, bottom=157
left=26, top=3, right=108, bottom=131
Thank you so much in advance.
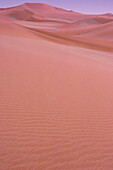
left=0, top=2, right=112, bottom=15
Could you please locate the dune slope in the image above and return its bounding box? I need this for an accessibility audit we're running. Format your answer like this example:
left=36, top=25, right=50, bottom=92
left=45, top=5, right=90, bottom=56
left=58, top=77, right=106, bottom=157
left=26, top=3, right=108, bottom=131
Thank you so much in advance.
left=0, top=3, right=113, bottom=169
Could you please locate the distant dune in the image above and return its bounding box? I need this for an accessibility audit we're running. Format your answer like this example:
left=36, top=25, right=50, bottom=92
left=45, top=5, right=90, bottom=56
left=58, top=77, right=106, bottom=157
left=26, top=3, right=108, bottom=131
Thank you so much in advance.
left=0, top=3, right=113, bottom=169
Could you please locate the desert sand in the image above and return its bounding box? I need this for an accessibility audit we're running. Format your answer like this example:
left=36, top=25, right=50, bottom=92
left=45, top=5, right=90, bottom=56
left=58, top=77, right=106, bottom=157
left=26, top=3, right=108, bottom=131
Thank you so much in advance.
left=0, top=3, right=113, bottom=169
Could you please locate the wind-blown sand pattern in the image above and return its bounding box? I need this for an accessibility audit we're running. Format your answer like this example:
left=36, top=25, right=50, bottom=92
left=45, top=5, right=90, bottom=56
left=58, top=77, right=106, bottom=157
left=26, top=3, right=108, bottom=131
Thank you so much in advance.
left=0, top=3, right=113, bottom=169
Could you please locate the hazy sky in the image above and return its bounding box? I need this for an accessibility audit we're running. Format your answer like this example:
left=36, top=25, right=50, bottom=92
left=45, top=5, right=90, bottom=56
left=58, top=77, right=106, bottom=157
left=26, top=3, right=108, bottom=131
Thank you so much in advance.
left=0, top=0, right=113, bottom=14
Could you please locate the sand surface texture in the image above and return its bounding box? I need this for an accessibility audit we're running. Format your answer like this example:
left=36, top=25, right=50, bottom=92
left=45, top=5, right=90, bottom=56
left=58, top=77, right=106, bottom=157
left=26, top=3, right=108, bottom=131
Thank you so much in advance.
left=0, top=3, right=113, bottom=170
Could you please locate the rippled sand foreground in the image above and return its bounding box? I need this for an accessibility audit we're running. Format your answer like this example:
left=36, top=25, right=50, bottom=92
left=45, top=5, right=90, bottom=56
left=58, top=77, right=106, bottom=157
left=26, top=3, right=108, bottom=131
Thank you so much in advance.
left=0, top=3, right=113, bottom=169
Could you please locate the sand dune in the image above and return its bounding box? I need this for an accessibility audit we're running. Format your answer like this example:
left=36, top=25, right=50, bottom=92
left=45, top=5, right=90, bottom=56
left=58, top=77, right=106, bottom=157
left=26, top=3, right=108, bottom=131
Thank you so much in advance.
left=0, top=3, right=113, bottom=170
left=1, top=3, right=103, bottom=23
left=80, top=21, right=113, bottom=40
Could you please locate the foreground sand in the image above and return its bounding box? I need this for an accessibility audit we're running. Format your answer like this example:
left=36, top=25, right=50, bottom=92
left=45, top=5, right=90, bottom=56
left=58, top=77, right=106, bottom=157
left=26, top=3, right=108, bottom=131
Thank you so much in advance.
left=0, top=3, right=113, bottom=169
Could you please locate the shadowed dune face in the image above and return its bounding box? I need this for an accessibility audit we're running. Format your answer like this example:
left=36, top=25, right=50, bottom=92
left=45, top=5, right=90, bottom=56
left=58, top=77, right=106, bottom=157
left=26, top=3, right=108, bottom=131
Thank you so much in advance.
left=80, top=22, right=113, bottom=41
left=0, top=3, right=113, bottom=170
left=7, top=9, right=37, bottom=21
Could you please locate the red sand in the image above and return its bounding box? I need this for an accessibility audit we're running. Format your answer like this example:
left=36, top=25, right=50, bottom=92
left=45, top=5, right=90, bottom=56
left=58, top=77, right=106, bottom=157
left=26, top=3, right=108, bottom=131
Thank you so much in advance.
left=0, top=3, right=113, bottom=169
